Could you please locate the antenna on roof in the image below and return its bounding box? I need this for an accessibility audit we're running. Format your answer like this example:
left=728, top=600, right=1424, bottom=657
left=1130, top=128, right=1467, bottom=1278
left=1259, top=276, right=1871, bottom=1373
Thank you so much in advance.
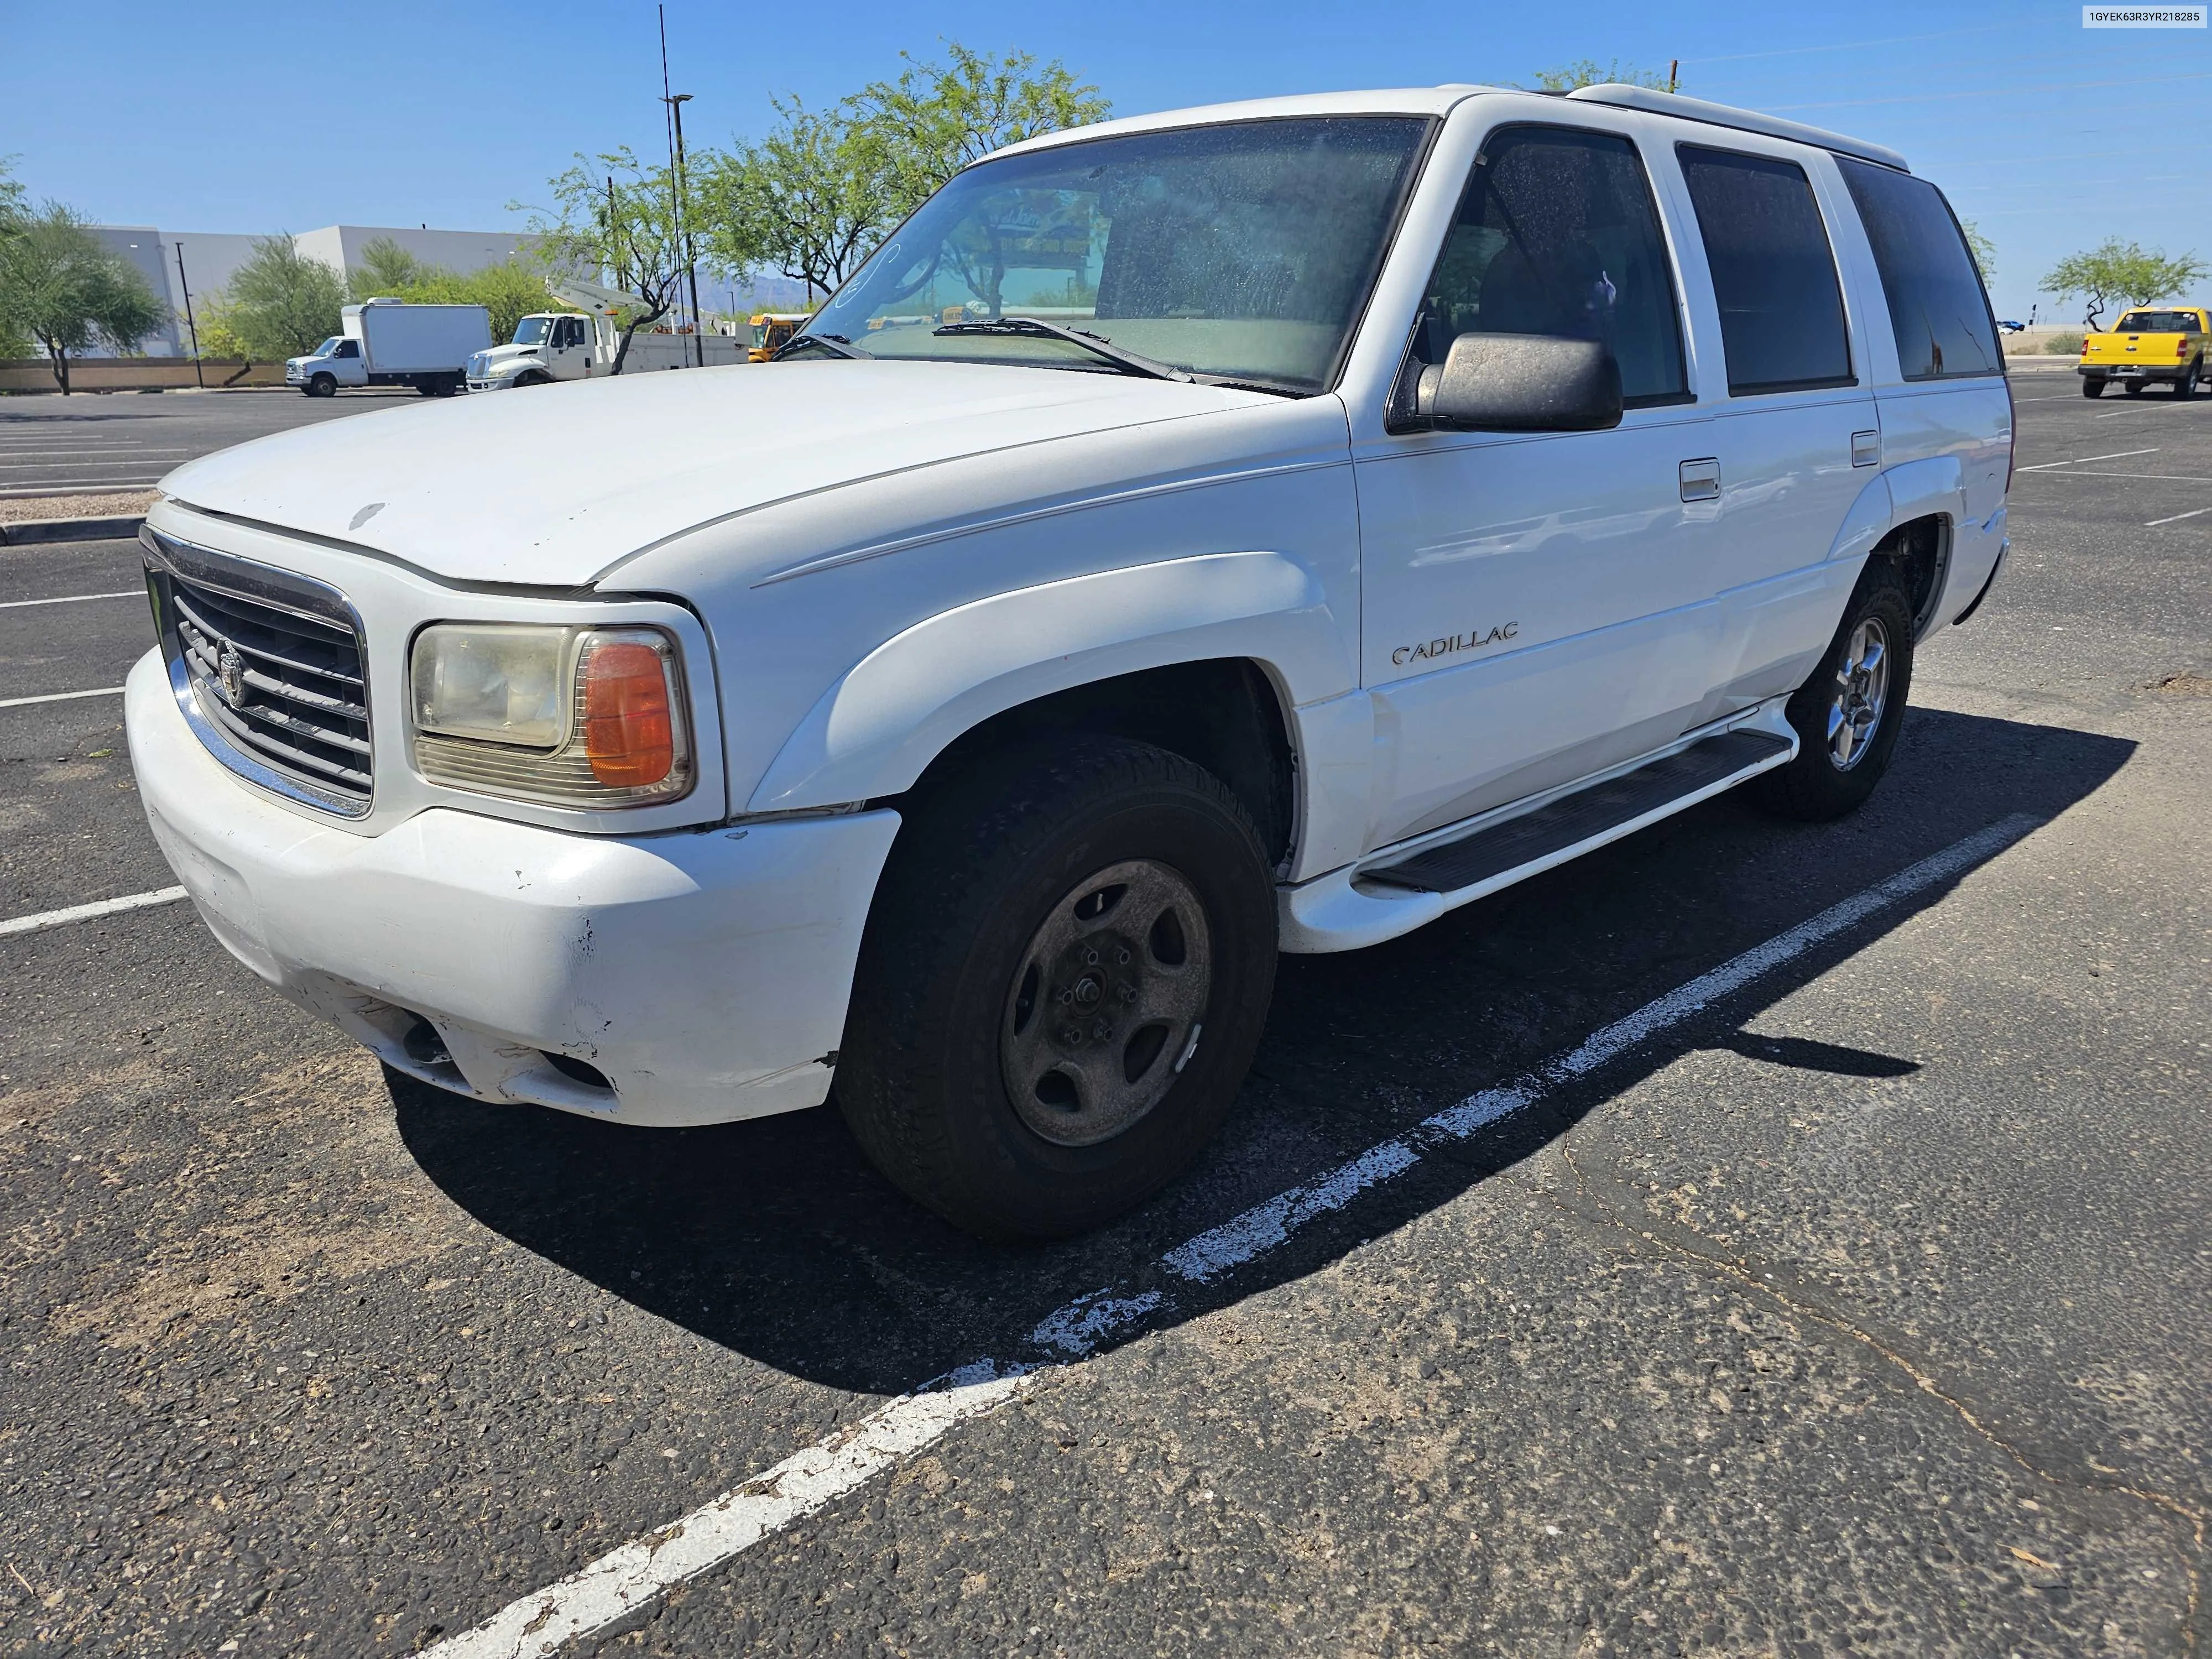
left=1667, top=59, right=1679, bottom=95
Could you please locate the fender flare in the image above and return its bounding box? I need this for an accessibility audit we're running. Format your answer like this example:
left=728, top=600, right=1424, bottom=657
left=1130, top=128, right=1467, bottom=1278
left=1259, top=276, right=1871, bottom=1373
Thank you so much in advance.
left=746, top=550, right=1354, bottom=812
left=1825, top=455, right=1966, bottom=561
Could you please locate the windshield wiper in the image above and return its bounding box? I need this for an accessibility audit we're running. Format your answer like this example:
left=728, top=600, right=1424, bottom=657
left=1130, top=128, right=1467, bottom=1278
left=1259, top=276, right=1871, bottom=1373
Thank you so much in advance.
left=933, top=315, right=1194, bottom=383
left=778, top=332, right=872, bottom=360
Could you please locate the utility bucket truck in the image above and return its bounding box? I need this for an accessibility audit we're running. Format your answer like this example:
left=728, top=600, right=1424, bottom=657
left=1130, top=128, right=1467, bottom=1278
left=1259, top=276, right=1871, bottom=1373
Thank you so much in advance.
left=466, top=279, right=746, bottom=390
left=286, top=299, right=491, bottom=398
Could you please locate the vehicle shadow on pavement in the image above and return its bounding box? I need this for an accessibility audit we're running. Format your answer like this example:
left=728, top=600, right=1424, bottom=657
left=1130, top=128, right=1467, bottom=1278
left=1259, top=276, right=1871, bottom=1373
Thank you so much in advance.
left=393, top=706, right=2133, bottom=1397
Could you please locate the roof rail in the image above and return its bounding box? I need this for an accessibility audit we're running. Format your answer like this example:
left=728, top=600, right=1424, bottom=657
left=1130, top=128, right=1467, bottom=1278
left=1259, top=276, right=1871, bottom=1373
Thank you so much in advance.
left=1564, top=84, right=1909, bottom=173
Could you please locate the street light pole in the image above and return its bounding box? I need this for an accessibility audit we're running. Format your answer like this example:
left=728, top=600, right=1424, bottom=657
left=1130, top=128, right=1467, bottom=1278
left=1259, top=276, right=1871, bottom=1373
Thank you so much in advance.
left=667, top=93, right=705, bottom=369
left=657, top=6, right=703, bottom=368
left=174, top=243, right=204, bottom=389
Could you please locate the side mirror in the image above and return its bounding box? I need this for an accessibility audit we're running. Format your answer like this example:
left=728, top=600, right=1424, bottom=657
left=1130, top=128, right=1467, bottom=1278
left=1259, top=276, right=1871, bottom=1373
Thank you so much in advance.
left=1413, top=332, right=1623, bottom=433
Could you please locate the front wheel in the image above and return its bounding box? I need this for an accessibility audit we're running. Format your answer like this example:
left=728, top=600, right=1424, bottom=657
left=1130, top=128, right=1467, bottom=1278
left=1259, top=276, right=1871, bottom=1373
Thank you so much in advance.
left=838, top=737, right=1278, bottom=1240
left=2080, top=375, right=2106, bottom=398
left=2125, top=379, right=2146, bottom=397
left=1750, top=567, right=1916, bottom=822
left=309, top=373, right=337, bottom=398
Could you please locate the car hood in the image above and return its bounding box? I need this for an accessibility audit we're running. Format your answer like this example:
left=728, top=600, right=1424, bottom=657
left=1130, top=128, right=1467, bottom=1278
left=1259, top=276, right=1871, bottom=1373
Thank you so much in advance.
left=159, top=362, right=1271, bottom=587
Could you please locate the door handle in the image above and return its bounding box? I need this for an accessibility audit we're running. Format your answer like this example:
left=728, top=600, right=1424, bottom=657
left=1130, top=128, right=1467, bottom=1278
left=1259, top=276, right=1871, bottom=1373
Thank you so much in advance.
left=1678, top=458, right=1720, bottom=502
left=1852, top=430, right=1881, bottom=467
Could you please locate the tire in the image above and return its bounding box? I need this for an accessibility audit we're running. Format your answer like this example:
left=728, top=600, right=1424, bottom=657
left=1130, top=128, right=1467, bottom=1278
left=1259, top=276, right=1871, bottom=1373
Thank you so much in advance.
left=514, top=370, right=552, bottom=388
left=838, top=737, right=1279, bottom=1241
left=309, top=373, right=337, bottom=398
left=1749, top=565, right=1916, bottom=822
left=2177, top=360, right=2199, bottom=399
left=2125, top=379, right=2145, bottom=397
left=2081, top=376, right=2106, bottom=398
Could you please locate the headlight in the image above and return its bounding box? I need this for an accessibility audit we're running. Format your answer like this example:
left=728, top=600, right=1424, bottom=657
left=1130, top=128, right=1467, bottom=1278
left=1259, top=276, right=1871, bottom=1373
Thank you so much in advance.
left=409, top=623, right=693, bottom=807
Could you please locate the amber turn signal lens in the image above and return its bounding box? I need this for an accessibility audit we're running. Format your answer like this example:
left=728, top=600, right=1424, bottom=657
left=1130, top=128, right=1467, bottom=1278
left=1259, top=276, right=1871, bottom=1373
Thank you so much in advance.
left=581, top=640, right=675, bottom=786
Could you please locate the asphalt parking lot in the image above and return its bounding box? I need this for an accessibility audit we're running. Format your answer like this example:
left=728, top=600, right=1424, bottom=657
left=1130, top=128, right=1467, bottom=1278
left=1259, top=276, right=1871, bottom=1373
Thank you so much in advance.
left=0, top=362, right=2206, bottom=1657
left=0, top=389, right=421, bottom=498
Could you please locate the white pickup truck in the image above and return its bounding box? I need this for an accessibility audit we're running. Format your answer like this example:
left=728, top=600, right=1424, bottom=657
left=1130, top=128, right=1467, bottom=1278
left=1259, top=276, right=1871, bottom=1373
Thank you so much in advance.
left=466, top=286, right=748, bottom=390
left=129, top=84, right=2011, bottom=1239
left=285, top=299, right=490, bottom=398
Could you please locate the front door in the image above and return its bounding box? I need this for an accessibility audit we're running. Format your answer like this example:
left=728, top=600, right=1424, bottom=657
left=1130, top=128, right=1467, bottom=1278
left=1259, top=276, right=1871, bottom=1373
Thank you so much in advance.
left=1356, top=118, right=1720, bottom=852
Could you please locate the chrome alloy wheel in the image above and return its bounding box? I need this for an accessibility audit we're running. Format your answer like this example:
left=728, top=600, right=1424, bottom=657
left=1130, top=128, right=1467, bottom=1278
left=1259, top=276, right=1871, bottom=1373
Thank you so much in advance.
left=1001, top=858, right=1212, bottom=1147
left=1828, top=616, right=1891, bottom=770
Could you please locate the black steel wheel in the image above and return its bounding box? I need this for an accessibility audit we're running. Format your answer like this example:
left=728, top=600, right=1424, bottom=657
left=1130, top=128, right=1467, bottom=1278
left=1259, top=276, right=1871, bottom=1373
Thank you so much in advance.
left=838, top=737, right=1278, bottom=1240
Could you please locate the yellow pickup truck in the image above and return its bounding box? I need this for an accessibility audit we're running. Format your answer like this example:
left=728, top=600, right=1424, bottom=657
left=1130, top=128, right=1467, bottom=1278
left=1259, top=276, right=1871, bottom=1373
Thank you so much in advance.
left=2078, top=306, right=2209, bottom=398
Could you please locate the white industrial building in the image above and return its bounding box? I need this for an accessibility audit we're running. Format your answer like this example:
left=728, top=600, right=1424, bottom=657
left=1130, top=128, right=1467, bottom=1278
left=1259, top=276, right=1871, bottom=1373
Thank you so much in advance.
left=87, top=224, right=538, bottom=356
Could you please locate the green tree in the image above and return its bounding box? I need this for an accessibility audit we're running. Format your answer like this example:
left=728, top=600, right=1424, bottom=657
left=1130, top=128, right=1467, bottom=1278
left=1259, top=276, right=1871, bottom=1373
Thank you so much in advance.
left=0, top=158, right=27, bottom=358
left=1525, top=59, right=1675, bottom=92
left=696, top=42, right=1109, bottom=303
left=857, top=44, right=1110, bottom=218
left=211, top=235, right=349, bottom=358
left=349, top=234, right=437, bottom=294
left=696, top=97, right=898, bottom=301
left=0, top=201, right=168, bottom=392
left=1958, top=218, right=1996, bottom=283
left=516, top=149, right=695, bottom=373
left=2042, top=239, right=2206, bottom=329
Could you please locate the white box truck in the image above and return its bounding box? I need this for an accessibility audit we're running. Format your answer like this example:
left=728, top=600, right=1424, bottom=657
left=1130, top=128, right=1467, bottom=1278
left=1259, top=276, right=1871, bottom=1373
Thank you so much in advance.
left=286, top=299, right=492, bottom=398
left=466, top=279, right=747, bottom=391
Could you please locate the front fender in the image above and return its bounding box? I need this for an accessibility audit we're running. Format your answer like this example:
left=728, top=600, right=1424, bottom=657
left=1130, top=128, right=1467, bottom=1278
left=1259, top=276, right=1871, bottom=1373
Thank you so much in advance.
left=746, top=550, right=1353, bottom=812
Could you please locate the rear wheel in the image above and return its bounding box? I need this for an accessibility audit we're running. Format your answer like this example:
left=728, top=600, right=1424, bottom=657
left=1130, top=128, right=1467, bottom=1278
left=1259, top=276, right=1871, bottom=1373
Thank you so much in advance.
left=2177, top=360, right=2200, bottom=399
left=838, top=737, right=1277, bottom=1240
left=2080, top=376, right=2106, bottom=398
left=1751, top=566, right=1916, bottom=822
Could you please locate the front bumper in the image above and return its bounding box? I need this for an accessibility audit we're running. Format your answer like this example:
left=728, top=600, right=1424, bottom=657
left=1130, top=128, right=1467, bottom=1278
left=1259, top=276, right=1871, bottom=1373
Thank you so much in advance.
left=126, top=650, right=901, bottom=1127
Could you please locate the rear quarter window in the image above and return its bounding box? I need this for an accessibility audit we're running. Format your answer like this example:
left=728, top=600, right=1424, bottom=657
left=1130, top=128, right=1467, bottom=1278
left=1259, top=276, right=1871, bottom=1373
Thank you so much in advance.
left=1676, top=144, right=1854, bottom=395
left=1838, top=158, right=2001, bottom=379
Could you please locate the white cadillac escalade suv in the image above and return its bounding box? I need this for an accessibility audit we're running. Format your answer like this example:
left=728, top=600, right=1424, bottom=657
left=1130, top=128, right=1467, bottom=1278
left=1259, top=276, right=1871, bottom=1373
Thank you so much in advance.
left=127, top=85, right=2011, bottom=1239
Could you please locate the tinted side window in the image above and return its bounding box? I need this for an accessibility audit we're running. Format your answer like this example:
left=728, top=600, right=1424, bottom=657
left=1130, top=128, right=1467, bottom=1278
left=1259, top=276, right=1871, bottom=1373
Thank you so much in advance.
left=1676, top=144, right=1853, bottom=394
left=1408, top=124, right=1688, bottom=407
left=1837, top=158, right=2000, bottom=380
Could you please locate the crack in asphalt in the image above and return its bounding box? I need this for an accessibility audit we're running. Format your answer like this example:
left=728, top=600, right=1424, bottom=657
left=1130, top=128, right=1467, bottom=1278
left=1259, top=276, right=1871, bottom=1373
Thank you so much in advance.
left=1556, top=1136, right=2209, bottom=1651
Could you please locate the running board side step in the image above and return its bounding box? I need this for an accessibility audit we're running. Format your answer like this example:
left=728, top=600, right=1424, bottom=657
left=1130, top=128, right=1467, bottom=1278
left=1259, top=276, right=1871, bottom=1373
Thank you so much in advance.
left=1364, top=729, right=1790, bottom=893
left=1279, top=717, right=1796, bottom=954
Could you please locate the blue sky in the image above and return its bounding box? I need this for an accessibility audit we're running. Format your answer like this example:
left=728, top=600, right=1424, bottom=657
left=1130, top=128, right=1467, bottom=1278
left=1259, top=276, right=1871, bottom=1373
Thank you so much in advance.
left=8, top=0, right=2209, bottom=320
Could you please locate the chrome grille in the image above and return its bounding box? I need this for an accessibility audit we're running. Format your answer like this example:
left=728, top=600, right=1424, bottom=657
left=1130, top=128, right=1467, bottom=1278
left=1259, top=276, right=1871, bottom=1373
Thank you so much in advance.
left=145, top=531, right=372, bottom=816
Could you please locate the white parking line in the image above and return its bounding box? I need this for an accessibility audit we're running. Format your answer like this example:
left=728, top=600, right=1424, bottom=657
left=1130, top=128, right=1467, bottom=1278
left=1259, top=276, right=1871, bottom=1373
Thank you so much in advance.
left=2015, top=447, right=2158, bottom=472
left=0, top=887, right=189, bottom=938
left=421, top=811, right=2043, bottom=1659
left=2147, top=505, right=2212, bottom=526
left=2024, top=470, right=2209, bottom=483
left=0, top=686, right=125, bottom=708
left=0, top=592, right=142, bottom=610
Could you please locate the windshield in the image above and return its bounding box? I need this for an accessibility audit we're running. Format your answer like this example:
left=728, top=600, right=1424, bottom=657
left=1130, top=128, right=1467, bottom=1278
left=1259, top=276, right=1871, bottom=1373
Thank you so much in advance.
left=312, top=337, right=341, bottom=357
left=812, top=116, right=1432, bottom=391
left=2115, top=310, right=2197, bottom=333
left=512, top=316, right=552, bottom=346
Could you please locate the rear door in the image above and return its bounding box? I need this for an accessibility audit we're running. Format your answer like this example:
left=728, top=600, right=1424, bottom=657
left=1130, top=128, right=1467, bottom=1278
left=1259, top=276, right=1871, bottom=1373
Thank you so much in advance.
left=1656, top=139, right=1880, bottom=711
left=1830, top=155, right=2011, bottom=631
left=1354, top=113, right=1720, bottom=849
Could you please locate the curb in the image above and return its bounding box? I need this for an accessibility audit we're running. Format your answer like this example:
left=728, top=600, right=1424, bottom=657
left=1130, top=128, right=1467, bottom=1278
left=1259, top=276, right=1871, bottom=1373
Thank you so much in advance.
left=0, top=514, right=146, bottom=547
